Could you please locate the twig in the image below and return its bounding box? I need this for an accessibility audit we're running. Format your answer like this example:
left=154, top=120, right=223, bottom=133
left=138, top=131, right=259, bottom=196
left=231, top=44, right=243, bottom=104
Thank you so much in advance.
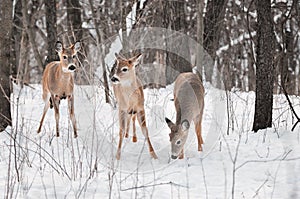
left=280, top=84, right=300, bottom=131
left=10, top=76, right=36, bottom=90
left=121, top=181, right=188, bottom=192
left=236, top=149, right=294, bottom=171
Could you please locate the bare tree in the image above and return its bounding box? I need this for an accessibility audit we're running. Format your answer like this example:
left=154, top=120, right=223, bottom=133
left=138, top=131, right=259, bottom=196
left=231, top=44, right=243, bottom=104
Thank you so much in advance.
left=67, top=0, right=82, bottom=42
left=0, top=0, right=13, bottom=131
left=203, top=0, right=226, bottom=83
left=164, top=0, right=192, bottom=84
left=88, top=0, right=110, bottom=103
left=11, top=0, right=23, bottom=77
left=45, top=0, right=59, bottom=65
left=253, top=0, right=275, bottom=132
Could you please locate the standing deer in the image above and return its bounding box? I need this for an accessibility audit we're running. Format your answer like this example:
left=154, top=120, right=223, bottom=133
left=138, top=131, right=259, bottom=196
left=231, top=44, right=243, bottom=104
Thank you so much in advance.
left=37, top=41, right=81, bottom=138
left=165, top=72, right=204, bottom=159
left=110, top=53, right=157, bottom=160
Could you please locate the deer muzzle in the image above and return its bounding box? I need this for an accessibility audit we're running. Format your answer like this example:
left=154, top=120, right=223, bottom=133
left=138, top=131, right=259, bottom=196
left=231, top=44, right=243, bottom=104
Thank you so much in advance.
left=68, top=64, right=76, bottom=71
left=111, top=75, right=120, bottom=83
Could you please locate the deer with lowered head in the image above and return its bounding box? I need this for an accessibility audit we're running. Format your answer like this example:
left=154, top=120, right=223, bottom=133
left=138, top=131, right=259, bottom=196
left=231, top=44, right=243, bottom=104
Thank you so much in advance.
left=37, top=41, right=81, bottom=138
left=110, top=53, right=158, bottom=160
left=165, top=72, right=204, bottom=159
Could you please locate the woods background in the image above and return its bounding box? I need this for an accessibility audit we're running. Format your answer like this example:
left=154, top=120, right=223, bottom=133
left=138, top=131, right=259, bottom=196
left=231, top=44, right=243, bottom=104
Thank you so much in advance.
left=1, top=0, right=300, bottom=130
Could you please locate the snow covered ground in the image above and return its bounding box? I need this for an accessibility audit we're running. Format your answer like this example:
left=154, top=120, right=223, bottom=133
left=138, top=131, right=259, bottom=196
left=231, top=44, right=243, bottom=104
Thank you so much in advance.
left=0, top=82, right=300, bottom=198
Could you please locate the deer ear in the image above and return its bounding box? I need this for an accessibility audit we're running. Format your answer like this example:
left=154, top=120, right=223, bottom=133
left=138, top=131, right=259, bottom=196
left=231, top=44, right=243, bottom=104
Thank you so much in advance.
left=165, top=117, right=174, bottom=129
left=74, top=41, right=81, bottom=52
left=55, top=41, right=63, bottom=53
left=132, top=53, right=142, bottom=67
left=181, top=120, right=190, bottom=131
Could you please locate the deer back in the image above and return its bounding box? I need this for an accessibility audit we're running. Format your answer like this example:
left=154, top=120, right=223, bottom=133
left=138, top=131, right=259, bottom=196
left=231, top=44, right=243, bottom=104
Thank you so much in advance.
left=174, top=72, right=204, bottom=125
left=165, top=72, right=205, bottom=158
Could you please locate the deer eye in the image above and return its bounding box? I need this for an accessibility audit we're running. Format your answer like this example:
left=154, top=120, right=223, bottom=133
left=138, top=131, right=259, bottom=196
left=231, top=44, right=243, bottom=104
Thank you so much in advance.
left=63, top=55, right=68, bottom=60
left=176, top=140, right=181, bottom=145
left=72, top=55, right=76, bottom=59
left=121, top=67, right=128, bottom=72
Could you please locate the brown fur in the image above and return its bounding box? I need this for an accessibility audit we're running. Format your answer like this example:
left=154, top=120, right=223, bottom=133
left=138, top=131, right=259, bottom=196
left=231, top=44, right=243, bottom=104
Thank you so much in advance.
left=37, top=41, right=81, bottom=138
left=165, top=72, right=204, bottom=159
left=111, top=53, right=157, bottom=160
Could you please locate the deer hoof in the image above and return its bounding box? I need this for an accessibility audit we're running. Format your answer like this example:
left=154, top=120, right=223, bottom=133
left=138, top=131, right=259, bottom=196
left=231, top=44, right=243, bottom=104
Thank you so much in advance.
left=132, top=136, right=137, bottom=142
left=116, top=154, right=120, bottom=160
left=150, top=151, right=158, bottom=159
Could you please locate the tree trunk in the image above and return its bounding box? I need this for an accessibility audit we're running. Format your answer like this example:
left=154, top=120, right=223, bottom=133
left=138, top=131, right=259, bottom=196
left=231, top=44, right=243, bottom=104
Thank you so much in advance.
left=0, top=0, right=13, bottom=131
left=196, top=0, right=204, bottom=79
left=67, top=0, right=89, bottom=84
left=67, top=0, right=82, bottom=42
left=11, top=0, right=23, bottom=77
left=284, top=28, right=295, bottom=94
left=203, top=0, right=226, bottom=83
left=164, top=0, right=192, bottom=85
left=45, top=0, right=59, bottom=65
left=253, top=0, right=275, bottom=132
left=88, top=0, right=110, bottom=103
left=22, top=0, right=43, bottom=73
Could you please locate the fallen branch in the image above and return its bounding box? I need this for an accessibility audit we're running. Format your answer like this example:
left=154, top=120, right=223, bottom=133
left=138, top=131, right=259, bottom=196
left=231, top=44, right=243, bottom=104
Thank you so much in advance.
left=121, top=181, right=188, bottom=191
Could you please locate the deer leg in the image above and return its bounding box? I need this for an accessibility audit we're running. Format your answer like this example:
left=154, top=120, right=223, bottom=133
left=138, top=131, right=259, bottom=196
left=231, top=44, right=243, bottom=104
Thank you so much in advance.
left=137, top=110, right=157, bottom=159
left=194, top=116, right=203, bottom=151
left=116, top=110, right=126, bottom=160
left=132, top=114, right=137, bottom=142
left=68, top=95, right=77, bottom=138
left=125, top=114, right=131, bottom=138
left=52, top=95, right=60, bottom=137
left=37, top=96, right=50, bottom=133
left=179, top=147, right=184, bottom=159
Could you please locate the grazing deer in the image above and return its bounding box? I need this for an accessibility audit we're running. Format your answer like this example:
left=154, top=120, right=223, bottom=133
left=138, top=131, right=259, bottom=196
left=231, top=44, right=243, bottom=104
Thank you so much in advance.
left=165, top=72, right=204, bottom=159
left=37, top=41, right=81, bottom=138
left=110, top=53, right=157, bottom=160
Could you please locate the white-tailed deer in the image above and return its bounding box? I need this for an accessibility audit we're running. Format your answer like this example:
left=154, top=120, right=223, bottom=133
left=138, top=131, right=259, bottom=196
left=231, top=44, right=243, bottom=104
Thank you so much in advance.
left=37, top=41, right=81, bottom=138
left=110, top=53, right=157, bottom=160
left=165, top=72, right=204, bottom=159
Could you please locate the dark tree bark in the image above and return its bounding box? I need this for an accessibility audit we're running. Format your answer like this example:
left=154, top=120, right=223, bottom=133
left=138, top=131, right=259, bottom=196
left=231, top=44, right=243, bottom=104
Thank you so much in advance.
left=67, top=0, right=92, bottom=85
left=283, top=28, right=295, bottom=94
left=196, top=0, right=204, bottom=77
left=0, top=0, right=13, bottom=131
left=253, top=0, right=275, bottom=132
left=164, top=0, right=192, bottom=84
left=203, top=0, right=226, bottom=82
left=45, top=0, right=59, bottom=65
left=11, top=0, right=23, bottom=77
left=67, top=0, right=82, bottom=42
left=22, top=0, right=43, bottom=72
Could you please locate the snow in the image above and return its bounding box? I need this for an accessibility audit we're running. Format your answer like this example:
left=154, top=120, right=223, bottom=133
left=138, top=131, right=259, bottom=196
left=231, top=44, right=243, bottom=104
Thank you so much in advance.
left=1, top=82, right=300, bottom=198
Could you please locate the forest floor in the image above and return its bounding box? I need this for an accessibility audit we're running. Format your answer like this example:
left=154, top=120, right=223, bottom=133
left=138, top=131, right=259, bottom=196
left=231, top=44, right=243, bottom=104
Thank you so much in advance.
left=0, top=82, right=299, bottom=198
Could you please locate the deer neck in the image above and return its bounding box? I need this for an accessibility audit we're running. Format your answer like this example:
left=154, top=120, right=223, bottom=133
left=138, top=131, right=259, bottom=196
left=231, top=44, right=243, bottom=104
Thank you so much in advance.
left=121, top=74, right=139, bottom=89
left=56, top=63, right=73, bottom=81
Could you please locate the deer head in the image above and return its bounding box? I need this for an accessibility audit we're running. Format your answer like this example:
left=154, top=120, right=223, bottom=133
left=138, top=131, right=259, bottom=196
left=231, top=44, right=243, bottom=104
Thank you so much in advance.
left=165, top=118, right=190, bottom=159
left=56, top=41, right=81, bottom=73
left=110, top=53, right=142, bottom=85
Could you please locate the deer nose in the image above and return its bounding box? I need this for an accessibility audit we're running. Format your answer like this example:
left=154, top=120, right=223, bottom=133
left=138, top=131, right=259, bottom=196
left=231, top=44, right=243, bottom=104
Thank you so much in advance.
left=68, top=65, right=76, bottom=71
left=111, top=76, right=119, bottom=83
left=171, top=155, right=178, bottom=159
